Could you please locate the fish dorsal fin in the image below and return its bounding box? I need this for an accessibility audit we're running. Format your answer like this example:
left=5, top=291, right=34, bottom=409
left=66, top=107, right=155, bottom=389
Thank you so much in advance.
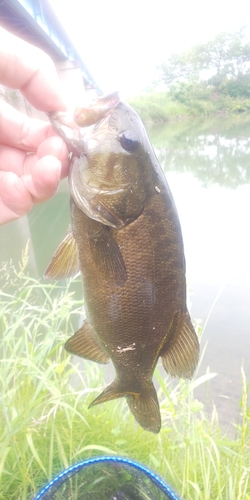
left=89, top=224, right=127, bottom=286
left=161, top=312, right=199, bottom=379
left=65, top=320, right=110, bottom=364
left=44, top=227, right=79, bottom=281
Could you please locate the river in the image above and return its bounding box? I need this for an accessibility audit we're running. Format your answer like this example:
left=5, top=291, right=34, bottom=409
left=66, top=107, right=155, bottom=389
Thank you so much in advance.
left=1, top=115, right=250, bottom=431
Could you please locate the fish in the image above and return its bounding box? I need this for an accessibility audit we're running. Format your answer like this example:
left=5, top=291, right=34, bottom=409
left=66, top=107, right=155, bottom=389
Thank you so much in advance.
left=45, top=92, right=199, bottom=433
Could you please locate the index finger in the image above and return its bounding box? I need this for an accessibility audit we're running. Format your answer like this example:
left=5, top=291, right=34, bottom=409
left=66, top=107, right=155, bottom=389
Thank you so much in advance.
left=0, top=27, right=67, bottom=112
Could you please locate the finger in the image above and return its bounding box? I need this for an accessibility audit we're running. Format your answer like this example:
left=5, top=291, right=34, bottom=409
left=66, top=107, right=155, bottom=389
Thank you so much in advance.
left=0, top=27, right=67, bottom=112
left=0, top=100, right=68, bottom=152
left=37, top=136, right=70, bottom=179
left=0, top=171, right=33, bottom=225
left=0, top=144, right=27, bottom=175
left=21, top=155, right=61, bottom=202
left=0, top=136, right=69, bottom=180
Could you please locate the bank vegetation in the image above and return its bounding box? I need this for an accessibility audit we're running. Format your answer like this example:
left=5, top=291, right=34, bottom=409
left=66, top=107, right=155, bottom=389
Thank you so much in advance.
left=129, top=27, right=250, bottom=122
left=0, top=254, right=249, bottom=499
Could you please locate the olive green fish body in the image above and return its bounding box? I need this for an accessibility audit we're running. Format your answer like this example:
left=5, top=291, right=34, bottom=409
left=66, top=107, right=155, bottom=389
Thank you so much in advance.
left=45, top=94, right=199, bottom=433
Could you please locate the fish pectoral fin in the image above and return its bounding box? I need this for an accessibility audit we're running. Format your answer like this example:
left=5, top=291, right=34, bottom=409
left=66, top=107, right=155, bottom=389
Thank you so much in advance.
left=65, top=321, right=110, bottom=364
left=44, top=226, right=79, bottom=281
left=89, top=380, right=161, bottom=434
left=126, top=383, right=161, bottom=434
left=89, top=196, right=126, bottom=228
left=89, top=225, right=127, bottom=286
left=161, top=311, right=199, bottom=379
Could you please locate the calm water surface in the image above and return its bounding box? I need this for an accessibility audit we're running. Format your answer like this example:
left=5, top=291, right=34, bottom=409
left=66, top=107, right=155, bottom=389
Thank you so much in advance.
left=1, top=116, right=250, bottom=430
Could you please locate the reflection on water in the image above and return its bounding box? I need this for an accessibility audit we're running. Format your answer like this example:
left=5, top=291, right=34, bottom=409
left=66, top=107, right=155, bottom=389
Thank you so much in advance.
left=1, top=116, right=250, bottom=430
left=149, top=115, right=250, bottom=188
left=150, top=116, right=250, bottom=427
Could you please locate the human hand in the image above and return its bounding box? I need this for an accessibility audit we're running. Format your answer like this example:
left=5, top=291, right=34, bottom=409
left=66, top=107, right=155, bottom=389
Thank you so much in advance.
left=0, top=28, right=70, bottom=225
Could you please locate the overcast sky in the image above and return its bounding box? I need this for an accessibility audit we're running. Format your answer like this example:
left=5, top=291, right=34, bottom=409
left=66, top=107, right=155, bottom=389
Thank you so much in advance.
left=50, top=0, right=250, bottom=97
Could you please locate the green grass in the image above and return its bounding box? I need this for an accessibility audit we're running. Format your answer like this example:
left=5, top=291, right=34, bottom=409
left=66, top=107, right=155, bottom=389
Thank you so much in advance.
left=127, top=91, right=250, bottom=123
left=0, top=251, right=250, bottom=499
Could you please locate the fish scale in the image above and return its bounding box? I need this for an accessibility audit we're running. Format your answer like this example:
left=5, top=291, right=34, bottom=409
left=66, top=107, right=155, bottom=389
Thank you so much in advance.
left=45, top=92, right=199, bottom=433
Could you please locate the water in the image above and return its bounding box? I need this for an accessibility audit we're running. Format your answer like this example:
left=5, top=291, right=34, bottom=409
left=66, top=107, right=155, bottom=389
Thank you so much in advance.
left=1, top=115, right=250, bottom=431
left=149, top=116, right=250, bottom=428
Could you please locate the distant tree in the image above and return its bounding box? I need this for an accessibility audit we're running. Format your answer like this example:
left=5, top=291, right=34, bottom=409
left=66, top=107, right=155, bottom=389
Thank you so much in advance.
left=157, top=27, right=250, bottom=99
left=157, top=48, right=199, bottom=86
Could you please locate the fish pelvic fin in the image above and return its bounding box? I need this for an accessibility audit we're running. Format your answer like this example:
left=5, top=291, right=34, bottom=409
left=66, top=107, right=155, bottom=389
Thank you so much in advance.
left=161, top=311, right=199, bottom=379
left=65, top=320, right=110, bottom=364
left=44, top=226, right=79, bottom=280
left=89, top=380, right=161, bottom=434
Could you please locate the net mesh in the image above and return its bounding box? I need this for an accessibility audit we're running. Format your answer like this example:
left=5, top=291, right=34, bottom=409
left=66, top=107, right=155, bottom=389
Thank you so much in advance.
left=34, top=456, right=181, bottom=500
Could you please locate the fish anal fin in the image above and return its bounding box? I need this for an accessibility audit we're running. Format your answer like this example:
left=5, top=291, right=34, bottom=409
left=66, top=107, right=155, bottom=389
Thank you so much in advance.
left=161, top=311, right=199, bottom=379
left=65, top=321, right=109, bottom=364
left=44, top=227, right=79, bottom=281
left=89, top=379, right=161, bottom=434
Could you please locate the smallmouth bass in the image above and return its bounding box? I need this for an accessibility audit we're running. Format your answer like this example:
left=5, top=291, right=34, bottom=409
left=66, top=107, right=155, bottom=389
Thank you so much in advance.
left=45, top=92, right=199, bottom=433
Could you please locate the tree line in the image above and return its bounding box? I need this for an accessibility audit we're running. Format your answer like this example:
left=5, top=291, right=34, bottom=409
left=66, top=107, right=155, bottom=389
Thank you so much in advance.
left=129, top=27, right=250, bottom=120
left=157, top=26, right=250, bottom=105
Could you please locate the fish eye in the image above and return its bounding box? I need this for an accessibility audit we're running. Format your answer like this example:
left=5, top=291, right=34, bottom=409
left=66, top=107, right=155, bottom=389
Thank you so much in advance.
left=119, top=131, right=140, bottom=153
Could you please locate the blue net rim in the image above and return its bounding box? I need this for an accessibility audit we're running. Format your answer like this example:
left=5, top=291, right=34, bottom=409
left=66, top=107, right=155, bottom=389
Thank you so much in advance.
left=34, top=455, right=181, bottom=500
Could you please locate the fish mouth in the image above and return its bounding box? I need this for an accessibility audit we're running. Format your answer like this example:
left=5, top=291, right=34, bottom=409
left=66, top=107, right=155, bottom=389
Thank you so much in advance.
left=48, top=92, right=120, bottom=156
left=74, top=92, right=120, bottom=127
left=48, top=110, right=85, bottom=156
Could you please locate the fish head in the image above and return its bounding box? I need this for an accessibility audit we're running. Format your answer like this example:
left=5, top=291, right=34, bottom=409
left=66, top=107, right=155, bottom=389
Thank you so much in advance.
left=49, top=93, right=157, bottom=227
left=78, top=95, right=152, bottom=184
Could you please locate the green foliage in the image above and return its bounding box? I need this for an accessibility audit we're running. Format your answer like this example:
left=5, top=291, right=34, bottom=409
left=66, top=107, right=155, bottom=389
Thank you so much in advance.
left=158, top=27, right=250, bottom=91
left=169, top=81, right=210, bottom=103
left=0, top=256, right=250, bottom=499
left=214, top=74, right=250, bottom=98
left=128, top=92, right=190, bottom=122
left=157, top=48, right=200, bottom=86
left=149, top=26, right=250, bottom=117
left=168, top=81, right=216, bottom=115
left=128, top=89, right=250, bottom=123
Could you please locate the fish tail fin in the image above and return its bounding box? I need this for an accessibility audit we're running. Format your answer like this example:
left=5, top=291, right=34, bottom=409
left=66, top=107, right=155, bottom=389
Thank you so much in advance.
left=89, top=380, right=161, bottom=434
left=88, top=379, right=125, bottom=408
left=126, top=382, right=161, bottom=434
left=161, top=311, right=199, bottom=379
